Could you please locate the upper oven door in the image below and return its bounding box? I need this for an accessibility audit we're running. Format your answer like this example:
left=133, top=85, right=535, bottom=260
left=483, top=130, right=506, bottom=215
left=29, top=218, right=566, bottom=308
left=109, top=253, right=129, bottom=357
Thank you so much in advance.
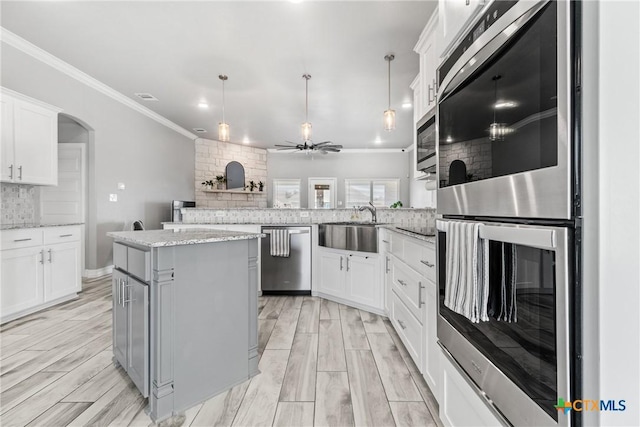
left=417, top=109, right=437, bottom=171
left=437, top=0, right=572, bottom=219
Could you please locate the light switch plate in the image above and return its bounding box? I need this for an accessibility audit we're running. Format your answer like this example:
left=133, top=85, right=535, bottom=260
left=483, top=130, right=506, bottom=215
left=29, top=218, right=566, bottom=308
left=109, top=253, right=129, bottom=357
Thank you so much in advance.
left=109, top=194, right=118, bottom=202
left=118, top=182, right=126, bottom=190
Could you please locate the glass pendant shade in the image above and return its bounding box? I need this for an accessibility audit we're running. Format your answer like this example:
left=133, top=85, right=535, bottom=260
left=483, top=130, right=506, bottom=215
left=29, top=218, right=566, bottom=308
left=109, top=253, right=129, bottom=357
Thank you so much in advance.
left=218, top=122, right=230, bottom=142
left=301, top=122, right=312, bottom=141
left=384, top=109, right=396, bottom=131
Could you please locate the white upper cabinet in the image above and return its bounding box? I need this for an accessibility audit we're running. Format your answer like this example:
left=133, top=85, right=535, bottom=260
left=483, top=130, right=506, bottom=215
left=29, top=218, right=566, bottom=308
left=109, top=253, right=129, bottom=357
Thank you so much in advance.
left=438, top=0, right=486, bottom=60
left=1, top=88, right=61, bottom=186
left=414, top=11, right=439, bottom=115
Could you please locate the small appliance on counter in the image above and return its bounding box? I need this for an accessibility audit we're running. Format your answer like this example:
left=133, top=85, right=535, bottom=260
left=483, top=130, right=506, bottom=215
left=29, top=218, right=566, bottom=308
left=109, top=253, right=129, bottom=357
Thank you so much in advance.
left=171, top=200, right=195, bottom=222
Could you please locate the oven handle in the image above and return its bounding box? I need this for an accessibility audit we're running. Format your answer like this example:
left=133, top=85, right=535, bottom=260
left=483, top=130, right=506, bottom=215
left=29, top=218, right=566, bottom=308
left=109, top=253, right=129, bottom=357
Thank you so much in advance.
left=438, top=0, right=549, bottom=103
left=436, top=220, right=557, bottom=250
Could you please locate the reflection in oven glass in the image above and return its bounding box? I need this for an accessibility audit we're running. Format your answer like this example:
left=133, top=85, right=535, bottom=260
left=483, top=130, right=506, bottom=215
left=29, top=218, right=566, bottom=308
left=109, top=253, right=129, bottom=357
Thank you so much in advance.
left=439, top=235, right=557, bottom=420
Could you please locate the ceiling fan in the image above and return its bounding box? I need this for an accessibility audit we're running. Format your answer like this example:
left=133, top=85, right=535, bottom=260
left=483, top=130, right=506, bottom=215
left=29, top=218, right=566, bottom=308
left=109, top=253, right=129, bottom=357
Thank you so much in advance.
left=275, top=74, right=343, bottom=154
left=275, top=140, right=343, bottom=154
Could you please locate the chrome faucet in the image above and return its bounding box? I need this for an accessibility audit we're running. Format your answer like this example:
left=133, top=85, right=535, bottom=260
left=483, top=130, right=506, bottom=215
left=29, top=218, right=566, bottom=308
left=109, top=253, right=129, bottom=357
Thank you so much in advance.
left=358, top=202, right=377, bottom=223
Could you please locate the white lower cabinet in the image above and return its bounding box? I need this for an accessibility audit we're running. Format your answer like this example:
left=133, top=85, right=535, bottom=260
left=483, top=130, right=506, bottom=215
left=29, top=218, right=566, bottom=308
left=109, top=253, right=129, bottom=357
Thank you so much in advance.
left=1, top=226, right=82, bottom=323
left=440, top=350, right=503, bottom=427
left=316, top=246, right=381, bottom=313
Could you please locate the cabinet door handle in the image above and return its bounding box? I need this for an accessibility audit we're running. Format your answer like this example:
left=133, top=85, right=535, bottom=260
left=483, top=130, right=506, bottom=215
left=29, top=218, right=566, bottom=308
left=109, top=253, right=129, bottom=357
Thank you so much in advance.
left=121, top=279, right=126, bottom=307
left=385, top=256, right=390, bottom=274
left=48, top=249, right=52, bottom=263
left=123, top=282, right=133, bottom=305
left=9, top=164, right=13, bottom=180
left=346, top=257, right=350, bottom=272
left=18, top=165, right=22, bottom=180
left=420, top=260, right=434, bottom=268
left=13, top=238, right=32, bottom=242
left=466, top=0, right=470, bottom=5
left=382, top=239, right=389, bottom=243
left=398, top=279, right=407, bottom=287
left=59, top=234, right=73, bottom=238
left=397, top=319, right=407, bottom=330
left=340, top=256, right=343, bottom=271
left=419, top=282, right=425, bottom=308
left=39, top=250, right=44, bottom=264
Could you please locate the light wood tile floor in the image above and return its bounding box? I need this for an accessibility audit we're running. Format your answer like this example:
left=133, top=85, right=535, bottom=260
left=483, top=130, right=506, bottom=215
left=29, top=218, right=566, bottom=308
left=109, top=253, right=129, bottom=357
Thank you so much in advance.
left=0, top=277, right=441, bottom=427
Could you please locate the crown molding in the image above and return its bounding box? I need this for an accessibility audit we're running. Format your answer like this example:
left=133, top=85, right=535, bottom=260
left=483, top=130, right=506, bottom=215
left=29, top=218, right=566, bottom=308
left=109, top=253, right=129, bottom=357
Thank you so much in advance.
left=1, top=27, right=198, bottom=141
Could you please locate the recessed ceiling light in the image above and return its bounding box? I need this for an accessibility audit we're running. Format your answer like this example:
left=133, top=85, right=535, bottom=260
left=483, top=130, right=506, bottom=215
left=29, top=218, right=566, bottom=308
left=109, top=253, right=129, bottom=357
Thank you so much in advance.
left=134, top=93, right=158, bottom=101
left=402, top=102, right=412, bottom=109
left=446, top=136, right=453, bottom=143
left=243, top=137, right=250, bottom=144
left=193, top=128, right=208, bottom=133
left=198, top=102, right=209, bottom=109
left=494, top=101, right=517, bottom=109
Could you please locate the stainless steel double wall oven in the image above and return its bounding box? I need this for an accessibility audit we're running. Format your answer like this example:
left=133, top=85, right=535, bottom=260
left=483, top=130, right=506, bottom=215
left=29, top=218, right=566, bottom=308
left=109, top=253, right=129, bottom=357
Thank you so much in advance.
left=436, top=1, right=581, bottom=426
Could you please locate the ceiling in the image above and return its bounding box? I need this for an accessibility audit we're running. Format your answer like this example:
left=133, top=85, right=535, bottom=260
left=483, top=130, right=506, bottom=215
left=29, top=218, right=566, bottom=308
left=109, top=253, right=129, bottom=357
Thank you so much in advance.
left=1, top=1, right=437, bottom=149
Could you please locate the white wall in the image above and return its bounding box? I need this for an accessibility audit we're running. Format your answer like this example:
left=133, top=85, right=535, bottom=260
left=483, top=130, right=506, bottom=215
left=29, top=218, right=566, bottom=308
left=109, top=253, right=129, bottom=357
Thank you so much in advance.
left=582, top=1, right=640, bottom=425
left=407, top=147, right=436, bottom=208
left=1, top=43, right=195, bottom=269
left=266, top=150, right=410, bottom=209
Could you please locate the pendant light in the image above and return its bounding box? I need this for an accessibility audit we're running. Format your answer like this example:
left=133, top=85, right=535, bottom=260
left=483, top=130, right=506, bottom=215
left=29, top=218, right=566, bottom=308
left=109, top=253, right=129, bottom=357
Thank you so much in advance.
left=218, top=74, right=230, bottom=142
left=489, top=75, right=507, bottom=141
left=301, top=74, right=312, bottom=142
left=384, top=54, right=396, bottom=131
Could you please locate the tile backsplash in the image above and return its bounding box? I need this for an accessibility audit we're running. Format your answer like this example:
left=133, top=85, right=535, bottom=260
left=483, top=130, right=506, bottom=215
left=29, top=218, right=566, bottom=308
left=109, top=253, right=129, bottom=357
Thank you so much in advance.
left=1, top=183, right=37, bottom=225
left=181, top=207, right=436, bottom=227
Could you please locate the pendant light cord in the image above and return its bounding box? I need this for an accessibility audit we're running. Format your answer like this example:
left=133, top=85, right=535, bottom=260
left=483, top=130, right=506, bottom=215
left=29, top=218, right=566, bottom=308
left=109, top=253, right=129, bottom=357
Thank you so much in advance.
left=388, top=58, right=391, bottom=109
left=303, top=74, right=311, bottom=123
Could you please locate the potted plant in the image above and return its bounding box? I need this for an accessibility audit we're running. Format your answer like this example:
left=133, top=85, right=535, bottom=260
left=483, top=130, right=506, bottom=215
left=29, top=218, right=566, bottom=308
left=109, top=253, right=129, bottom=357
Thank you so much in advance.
left=390, top=201, right=403, bottom=208
left=258, top=181, right=264, bottom=192
left=201, top=179, right=214, bottom=190
left=248, top=180, right=256, bottom=192
left=215, top=175, right=226, bottom=190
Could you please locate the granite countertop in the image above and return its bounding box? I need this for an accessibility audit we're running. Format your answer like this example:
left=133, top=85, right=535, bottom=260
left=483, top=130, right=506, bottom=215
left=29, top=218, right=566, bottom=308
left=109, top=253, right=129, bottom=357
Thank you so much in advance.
left=0, top=222, right=85, bottom=231
left=378, top=224, right=436, bottom=244
left=107, top=228, right=265, bottom=248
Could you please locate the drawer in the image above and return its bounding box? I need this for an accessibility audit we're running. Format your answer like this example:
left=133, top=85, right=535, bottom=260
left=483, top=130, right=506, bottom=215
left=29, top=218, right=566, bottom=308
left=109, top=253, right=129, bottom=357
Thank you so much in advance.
left=44, top=226, right=81, bottom=245
left=1, top=229, right=43, bottom=250
left=391, top=290, right=423, bottom=370
left=113, top=243, right=128, bottom=270
left=127, top=246, right=150, bottom=282
left=391, top=256, right=425, bottom=322
left=403, top=238, right=436, bottom=281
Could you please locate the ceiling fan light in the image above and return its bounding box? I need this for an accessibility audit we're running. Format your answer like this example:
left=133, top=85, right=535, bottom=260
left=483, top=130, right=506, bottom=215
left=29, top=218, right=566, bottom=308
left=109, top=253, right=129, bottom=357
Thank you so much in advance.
left=301, top=122, right=312, bottom=142
left=218, top=122, right=230, bottom=142
left=384, top=109, right=396, bottom=131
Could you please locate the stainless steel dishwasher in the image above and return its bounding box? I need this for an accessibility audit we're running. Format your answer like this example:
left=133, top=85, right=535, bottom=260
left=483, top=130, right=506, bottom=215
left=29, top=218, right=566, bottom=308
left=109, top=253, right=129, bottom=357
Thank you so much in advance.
left=261, top=226, right=311, bottom=295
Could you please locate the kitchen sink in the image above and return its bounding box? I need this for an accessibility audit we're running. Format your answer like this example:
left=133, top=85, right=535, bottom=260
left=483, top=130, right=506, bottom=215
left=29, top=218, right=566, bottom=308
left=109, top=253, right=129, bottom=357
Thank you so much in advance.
left=318, top=222, right=378, bottom=253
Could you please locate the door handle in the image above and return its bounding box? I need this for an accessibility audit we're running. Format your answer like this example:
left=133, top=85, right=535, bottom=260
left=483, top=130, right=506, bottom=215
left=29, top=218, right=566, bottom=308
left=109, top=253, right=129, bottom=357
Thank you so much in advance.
left=418, top=282, right=425, bottom=308
left=39, top=250, right=44, bottom=264
left=420, top=260, right=434, bottom=268
left=398, top=279, right=407, bottom=287
left=9, top=164, right=13, bottom=180
left=48, top=249, right=52, bottom=263
left=340, top=256, right=343, bottom=271
left=122, top=281, right=133, bottom=305
left=18, top=165, right=23, bottom=180
left=121, top=279, right=126, bottom=307
left=346, top=256, right=350, bottom=272
left=382, top=239, right=389, bottom=243
left=397, top=319, right=407, bottom=330
left=385, top=256, right=390, bottom=274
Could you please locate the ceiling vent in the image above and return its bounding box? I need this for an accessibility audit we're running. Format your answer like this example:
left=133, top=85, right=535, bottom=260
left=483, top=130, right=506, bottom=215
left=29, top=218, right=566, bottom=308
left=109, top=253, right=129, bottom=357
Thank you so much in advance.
left=192, top=128, right=208, bottom=133
left=134, top=93, right=158, bottom=101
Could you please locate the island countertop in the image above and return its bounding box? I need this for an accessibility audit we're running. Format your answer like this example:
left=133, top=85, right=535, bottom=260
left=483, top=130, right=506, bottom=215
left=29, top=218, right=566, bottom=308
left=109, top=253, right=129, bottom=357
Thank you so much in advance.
left=107, top=228, right=264, bottom=247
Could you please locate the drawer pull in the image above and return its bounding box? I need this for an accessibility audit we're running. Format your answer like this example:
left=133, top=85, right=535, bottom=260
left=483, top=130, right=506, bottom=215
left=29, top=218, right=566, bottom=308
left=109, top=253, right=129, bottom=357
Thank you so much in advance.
left=398, top=279, right=407, bottom=287
left=382, top=239, right=389, bottom=243
left=13, top=238, right=32, bottom=242
left=40, top=250, right=45, bottom=264
left=385, top=256, right=390, bottom=274
left=59, top=234, right=73, bottom=238
left=18, top=165, right=23, bottom=180
left=420, top=260, right=434, bottom=268
left=48, top=249, right=52, bottom=263
left=419, top=282, right=425, bottom=308
left=397, top=319, right=407, bottom=330
left=9, top=164, right=13, bottom=180
left=340, top=256, right=343, bottom=271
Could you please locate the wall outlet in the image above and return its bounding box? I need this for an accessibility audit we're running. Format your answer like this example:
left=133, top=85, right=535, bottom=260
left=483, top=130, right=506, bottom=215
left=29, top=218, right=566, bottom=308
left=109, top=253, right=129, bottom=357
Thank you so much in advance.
left=118, top=182, right=126, bottom=190
left=300, top=211, right=309, bottom=218
left=109, top=194, right=118, bottom=202
left=215, top=211, right=225, bottom=217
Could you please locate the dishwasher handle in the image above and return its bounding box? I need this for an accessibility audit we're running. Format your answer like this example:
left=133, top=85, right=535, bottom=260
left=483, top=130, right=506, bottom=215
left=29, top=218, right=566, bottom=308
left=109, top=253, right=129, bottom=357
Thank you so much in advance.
left=262, top=229, right=309, bottom=235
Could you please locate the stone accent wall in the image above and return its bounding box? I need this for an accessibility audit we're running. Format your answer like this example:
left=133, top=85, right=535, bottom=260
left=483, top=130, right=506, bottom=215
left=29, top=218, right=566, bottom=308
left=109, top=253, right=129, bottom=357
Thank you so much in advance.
left=195, top=138, right=268, bottom=208
left=439, top=137, right=492, bottom=185
left=181, top=207, right=436, bottom=227
left=1, top=183, right=37, bottom=225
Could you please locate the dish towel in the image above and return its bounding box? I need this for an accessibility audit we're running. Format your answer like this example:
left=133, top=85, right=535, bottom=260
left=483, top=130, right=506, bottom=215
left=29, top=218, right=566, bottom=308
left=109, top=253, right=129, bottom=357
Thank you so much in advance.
left=488, top=243, right=518, bottom=322
left=438, top=220, right=489, bottom=323
left=270, top=229, right=291, bottom=257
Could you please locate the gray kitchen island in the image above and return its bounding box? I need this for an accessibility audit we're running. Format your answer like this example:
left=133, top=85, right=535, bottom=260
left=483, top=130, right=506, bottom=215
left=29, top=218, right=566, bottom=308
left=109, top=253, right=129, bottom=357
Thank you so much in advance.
left=107, top=228, right=263, bottom=422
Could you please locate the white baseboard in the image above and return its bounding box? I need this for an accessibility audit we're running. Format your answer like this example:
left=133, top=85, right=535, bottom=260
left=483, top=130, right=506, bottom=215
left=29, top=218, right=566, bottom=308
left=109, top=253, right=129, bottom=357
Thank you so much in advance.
left=313, top=291, right=386, bottom=316
left=83, top=265, right=113, bottom=279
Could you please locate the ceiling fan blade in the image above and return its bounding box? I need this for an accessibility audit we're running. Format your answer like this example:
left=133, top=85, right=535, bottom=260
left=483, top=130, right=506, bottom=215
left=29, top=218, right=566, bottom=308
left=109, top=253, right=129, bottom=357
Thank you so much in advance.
left=320, top=148, right=341, bottom=152
left=283, top=141, right=300, bottom=145
left=275, top=144, right=299, bottom=148
left=276, top=147, right=299, bottom=151
left=313, top=141, right=333, bottom=147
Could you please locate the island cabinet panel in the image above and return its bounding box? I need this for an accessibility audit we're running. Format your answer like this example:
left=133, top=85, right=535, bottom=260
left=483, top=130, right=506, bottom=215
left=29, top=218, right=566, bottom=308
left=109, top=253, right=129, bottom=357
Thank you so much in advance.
left=111, top=230, right=261, bottom=423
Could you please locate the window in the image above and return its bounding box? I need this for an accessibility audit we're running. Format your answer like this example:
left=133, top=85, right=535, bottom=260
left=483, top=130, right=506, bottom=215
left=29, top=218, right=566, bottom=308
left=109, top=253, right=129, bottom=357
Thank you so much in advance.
left=345, top=179, right=400, bottom=208
left=272, top=179, right=301, bottom=208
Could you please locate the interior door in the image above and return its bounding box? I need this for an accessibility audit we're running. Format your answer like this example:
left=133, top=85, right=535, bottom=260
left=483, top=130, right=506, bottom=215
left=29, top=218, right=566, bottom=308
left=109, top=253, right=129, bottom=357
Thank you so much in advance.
left=40, top=144, right=85, bottom=224
left=308, top=177, right=337, bottom=209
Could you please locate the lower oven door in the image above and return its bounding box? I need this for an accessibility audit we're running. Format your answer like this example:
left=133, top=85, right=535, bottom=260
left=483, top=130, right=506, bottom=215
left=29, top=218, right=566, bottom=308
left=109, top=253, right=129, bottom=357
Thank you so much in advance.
left=436, top=219, right=571, bottom=426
